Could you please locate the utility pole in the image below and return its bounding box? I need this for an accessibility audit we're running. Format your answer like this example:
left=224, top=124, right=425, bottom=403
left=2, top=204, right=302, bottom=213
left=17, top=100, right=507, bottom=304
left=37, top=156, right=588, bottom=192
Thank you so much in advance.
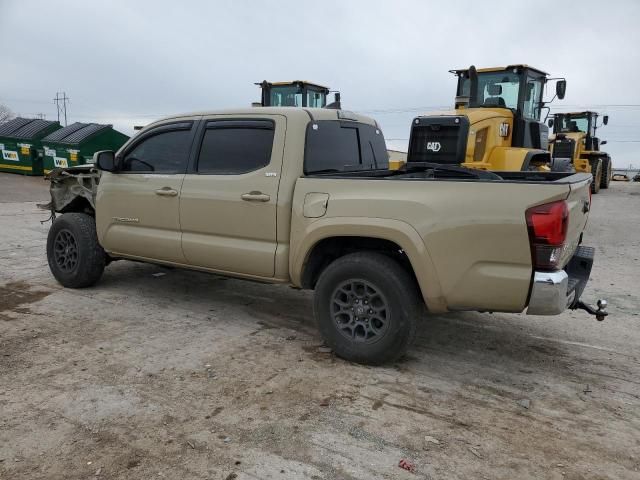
left=53, top=92, right=70, bottom=126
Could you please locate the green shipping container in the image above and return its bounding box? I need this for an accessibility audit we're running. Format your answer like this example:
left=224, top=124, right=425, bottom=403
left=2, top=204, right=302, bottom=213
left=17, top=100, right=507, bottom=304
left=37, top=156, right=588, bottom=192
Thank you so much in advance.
left=0, top=117, right=62, bottom=175
left=41, top=122, right=129, bottom=173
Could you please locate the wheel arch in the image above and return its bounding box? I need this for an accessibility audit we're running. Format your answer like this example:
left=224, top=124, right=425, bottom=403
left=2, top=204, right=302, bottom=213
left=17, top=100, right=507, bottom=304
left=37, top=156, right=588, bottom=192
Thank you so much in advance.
left=291, top=217, right=447, bottom=313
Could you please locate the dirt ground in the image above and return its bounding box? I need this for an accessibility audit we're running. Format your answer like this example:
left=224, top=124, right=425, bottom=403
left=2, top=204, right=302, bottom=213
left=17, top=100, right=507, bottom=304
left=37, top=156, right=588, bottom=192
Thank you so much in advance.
left=1, top=172, right=639, bottom=480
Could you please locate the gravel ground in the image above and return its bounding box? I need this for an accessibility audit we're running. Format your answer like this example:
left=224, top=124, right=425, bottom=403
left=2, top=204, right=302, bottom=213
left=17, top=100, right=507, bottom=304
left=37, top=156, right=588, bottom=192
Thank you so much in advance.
left=0, top=173, right=639, bottom=480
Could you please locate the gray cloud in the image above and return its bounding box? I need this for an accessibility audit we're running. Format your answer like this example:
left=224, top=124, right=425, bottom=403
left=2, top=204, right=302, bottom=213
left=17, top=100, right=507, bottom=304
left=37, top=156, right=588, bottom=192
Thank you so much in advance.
left=1, top=0, right=638, bottom=167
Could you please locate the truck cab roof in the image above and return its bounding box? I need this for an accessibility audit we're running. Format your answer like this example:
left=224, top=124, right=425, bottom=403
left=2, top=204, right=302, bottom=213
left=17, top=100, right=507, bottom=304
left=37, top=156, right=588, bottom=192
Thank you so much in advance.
left=143, top=107, right=377, bottom=131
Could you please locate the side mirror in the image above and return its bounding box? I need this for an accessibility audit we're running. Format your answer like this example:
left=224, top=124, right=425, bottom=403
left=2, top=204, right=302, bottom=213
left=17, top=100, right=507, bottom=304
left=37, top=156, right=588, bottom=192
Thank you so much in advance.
left=94, top=150, right=117, bottom=172
left=556, top=80, right=567, bottom=100
left=547, top=119, right=554, bottom=128
left=600, top=140, right=607, bottom=145
left=603, top=115, right=609, bottom=125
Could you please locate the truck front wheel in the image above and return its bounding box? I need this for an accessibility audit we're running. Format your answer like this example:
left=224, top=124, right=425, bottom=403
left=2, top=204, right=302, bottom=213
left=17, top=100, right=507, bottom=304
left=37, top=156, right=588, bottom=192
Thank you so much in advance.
left=47, top=213, right=106, bottom=288
left=313, top=252, right=420, bottom=365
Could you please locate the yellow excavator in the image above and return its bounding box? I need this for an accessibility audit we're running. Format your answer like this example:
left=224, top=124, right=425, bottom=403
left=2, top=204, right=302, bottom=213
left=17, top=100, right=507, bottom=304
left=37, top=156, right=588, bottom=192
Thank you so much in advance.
left=548, top=111, right=612, bottom=193
left=406, top=65, right=567, bottom=172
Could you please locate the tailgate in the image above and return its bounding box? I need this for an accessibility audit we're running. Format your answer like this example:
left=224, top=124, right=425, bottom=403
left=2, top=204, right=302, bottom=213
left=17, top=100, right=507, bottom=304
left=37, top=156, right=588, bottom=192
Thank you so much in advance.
left=560, top=175, right=591, bottom=268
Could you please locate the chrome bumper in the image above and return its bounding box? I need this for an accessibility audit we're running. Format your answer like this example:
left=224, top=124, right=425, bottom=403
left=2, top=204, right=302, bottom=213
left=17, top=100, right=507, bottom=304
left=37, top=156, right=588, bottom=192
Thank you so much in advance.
left=526, top=270, right=571, bottom=315
left=527, top=245, right=597, bottom=317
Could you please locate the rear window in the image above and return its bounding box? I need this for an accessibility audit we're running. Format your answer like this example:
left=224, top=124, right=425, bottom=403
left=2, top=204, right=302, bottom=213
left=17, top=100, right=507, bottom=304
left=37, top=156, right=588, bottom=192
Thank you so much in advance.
left=304, top=121, right=389, bottom=174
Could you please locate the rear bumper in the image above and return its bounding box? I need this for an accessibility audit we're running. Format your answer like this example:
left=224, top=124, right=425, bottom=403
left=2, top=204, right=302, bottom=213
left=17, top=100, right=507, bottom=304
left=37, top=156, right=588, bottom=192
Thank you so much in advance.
left=527, top=245, right=594, bottom=316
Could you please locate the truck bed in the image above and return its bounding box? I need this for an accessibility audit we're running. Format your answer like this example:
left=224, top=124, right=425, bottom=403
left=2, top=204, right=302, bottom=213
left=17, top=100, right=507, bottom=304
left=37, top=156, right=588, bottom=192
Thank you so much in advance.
left=291, top=168, right=592, bottom=314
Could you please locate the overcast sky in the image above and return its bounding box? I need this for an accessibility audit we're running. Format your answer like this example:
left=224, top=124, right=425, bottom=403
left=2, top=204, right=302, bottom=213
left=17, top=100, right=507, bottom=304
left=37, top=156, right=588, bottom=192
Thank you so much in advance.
left=1, top=0, right=639, bottom=168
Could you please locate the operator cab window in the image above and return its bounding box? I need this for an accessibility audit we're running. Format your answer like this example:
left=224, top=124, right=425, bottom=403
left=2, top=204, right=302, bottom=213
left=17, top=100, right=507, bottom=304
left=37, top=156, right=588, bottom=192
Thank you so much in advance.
left=121, top=123, right=193, bottom=173
left=523, top=77, right=543, bottom=120
left=460, top=71, right=520, bottom=110
left=558, top=116, right=588, bottom=133
left=197, top=120, right=275, bottom=174
left=306, top=89, right=326, bottom=108
left=270, top=86, right=302, bottom=107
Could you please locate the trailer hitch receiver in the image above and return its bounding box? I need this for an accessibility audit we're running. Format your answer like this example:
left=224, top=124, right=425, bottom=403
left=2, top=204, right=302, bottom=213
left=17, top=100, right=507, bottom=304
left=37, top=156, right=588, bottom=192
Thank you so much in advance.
left=576, top=299, right=608, bottom=321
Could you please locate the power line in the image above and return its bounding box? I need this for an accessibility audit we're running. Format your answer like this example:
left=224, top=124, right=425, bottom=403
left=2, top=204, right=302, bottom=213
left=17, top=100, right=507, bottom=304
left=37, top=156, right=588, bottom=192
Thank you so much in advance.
left=53, top=92, right=70, bottom=126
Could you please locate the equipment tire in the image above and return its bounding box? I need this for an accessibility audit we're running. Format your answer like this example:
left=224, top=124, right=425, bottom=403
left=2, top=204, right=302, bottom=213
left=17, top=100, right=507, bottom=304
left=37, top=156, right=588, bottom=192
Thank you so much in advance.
left=600, top=155, right=612, bottom=189
left=590, top=158, right=602, bottom=194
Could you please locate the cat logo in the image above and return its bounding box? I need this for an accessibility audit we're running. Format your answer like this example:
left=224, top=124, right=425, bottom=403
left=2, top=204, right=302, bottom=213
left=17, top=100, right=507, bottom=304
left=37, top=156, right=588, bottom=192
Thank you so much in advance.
left=426, top=141, right=442, bottom=152
left=499, top=122, right=510, bottom=137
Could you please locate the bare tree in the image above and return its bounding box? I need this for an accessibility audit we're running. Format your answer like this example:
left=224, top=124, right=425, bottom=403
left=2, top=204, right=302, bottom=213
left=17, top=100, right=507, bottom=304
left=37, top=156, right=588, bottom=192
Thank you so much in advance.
left=0, top=104, right=15, bottom=123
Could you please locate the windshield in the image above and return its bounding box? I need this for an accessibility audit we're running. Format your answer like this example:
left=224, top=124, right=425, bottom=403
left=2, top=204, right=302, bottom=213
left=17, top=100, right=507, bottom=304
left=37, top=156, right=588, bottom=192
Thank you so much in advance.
left=268, top=85, right=327, bottom=107
left=555, top=115, right=589, bottom=133
left=460, top=71, right=520, bottom=110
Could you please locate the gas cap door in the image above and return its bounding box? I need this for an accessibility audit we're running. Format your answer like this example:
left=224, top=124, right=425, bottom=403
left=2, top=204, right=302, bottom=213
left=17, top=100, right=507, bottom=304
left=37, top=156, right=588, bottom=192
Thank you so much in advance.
left=303, top=192, right=329, bottom=218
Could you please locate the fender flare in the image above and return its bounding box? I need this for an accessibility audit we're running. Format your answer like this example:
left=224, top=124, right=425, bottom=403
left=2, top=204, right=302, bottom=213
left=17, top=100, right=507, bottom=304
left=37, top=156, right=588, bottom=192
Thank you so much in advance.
left=290, top=216, right=448, bottom=313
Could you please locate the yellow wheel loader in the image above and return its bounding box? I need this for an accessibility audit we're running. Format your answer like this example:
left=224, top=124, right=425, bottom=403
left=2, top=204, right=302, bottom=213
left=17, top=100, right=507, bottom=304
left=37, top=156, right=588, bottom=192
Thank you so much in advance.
left=406, top=65, right=567, bottom=172
left=548, top=111, right=612, bottom=194
left=255, top=80, right=341, bottom=108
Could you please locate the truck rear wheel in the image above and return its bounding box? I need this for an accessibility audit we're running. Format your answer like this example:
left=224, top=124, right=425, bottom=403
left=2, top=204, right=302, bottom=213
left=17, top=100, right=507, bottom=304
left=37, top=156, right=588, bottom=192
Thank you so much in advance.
left=600, top=156, right=612, bottom=189
left=313, top=252, right=420, bottom=365
left=47, top=213, right=106, bottom=288
left=590, top=159, right=602, bottom=194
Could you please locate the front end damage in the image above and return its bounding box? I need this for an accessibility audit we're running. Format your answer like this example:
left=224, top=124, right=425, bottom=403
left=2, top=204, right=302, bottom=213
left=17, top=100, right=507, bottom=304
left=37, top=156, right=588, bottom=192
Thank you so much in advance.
left=38, top=165, right=100, bottom=216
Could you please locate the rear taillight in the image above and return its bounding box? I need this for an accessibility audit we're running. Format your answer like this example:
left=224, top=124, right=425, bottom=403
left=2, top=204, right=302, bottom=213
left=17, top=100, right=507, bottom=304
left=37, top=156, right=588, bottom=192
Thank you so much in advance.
left=526, top=200, right=569, bottom=271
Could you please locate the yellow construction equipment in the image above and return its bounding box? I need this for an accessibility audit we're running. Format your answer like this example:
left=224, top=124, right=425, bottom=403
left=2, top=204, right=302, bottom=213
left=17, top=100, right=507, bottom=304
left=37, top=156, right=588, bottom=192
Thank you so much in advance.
left=255, top=80, right=341, bottom=109
left=548, top=111, right=611, bottom=193
left=406, top=65, right=567, bottom=172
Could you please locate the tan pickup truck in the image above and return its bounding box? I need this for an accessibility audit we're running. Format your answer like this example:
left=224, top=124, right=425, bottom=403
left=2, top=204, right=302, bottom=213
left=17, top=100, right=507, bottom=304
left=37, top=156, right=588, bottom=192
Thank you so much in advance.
left=43, top=107, right=606, bottom=364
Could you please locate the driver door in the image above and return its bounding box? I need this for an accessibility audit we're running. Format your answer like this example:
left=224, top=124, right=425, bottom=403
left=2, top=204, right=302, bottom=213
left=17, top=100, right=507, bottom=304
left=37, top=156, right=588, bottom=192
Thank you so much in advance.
left=96, top=120, right=198, bottom=263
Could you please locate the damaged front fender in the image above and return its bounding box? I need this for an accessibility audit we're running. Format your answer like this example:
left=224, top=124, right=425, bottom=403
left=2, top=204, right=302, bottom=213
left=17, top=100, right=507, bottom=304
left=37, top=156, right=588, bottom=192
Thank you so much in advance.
left=38, top=165, right=100, bottom=215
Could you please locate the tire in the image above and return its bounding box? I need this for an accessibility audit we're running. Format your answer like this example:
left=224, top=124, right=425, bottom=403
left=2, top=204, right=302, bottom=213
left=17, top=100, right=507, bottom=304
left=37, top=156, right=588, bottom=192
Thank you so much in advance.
left=590, top=158, right=602, bottom=194
left=600, top=156, right=612, bottom=189
left=47, top=213, right=106, bottom=288
left=313, top=252, right=420, bottom=365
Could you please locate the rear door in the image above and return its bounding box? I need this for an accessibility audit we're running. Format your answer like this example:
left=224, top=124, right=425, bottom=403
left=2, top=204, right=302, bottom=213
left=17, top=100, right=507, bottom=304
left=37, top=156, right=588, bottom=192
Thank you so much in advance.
left=179, top=115, right=286, bottom=277
left=96, top=121, right=197, bottom=262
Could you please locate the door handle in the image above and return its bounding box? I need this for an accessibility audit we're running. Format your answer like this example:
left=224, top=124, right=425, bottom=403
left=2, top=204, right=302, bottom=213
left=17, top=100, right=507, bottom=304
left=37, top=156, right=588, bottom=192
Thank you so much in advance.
left=241, top=191, right=270, bottom=202
left=155, top=187, right=178, bottom=197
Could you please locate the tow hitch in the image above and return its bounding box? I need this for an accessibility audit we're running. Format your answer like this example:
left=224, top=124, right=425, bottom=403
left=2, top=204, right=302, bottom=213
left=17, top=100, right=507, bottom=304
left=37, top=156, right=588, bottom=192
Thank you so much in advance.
left=575, top=299, right=608, bottom=321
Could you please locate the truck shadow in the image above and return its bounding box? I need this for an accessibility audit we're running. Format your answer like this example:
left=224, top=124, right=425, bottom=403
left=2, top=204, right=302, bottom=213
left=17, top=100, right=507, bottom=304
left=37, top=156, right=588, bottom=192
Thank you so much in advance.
left=100, top=261, right=579, bottom=379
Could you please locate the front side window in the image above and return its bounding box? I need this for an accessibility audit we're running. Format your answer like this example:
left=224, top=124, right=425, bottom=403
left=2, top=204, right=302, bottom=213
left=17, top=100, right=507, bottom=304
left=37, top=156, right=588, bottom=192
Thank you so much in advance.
left=305, top=121, right=389, bottom=174
left=121, top=125, right=192, bottom=173
left=197, top=121, right=275, bottom=174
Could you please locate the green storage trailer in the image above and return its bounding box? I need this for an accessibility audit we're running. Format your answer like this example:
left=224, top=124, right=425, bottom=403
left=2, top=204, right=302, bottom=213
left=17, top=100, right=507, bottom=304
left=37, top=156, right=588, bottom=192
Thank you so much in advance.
left=0, top=117, right=62, bottom=175
left=41, top=122, right=129, bottom=173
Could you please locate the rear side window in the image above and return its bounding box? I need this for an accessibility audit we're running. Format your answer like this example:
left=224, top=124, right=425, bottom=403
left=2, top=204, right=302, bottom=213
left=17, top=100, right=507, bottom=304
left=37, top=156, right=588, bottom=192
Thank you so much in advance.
left=305, top=121, right=388, bottom=174
left=121, top=124, right=193, bottom=173
left=197, top=120, right=275, bottom=174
